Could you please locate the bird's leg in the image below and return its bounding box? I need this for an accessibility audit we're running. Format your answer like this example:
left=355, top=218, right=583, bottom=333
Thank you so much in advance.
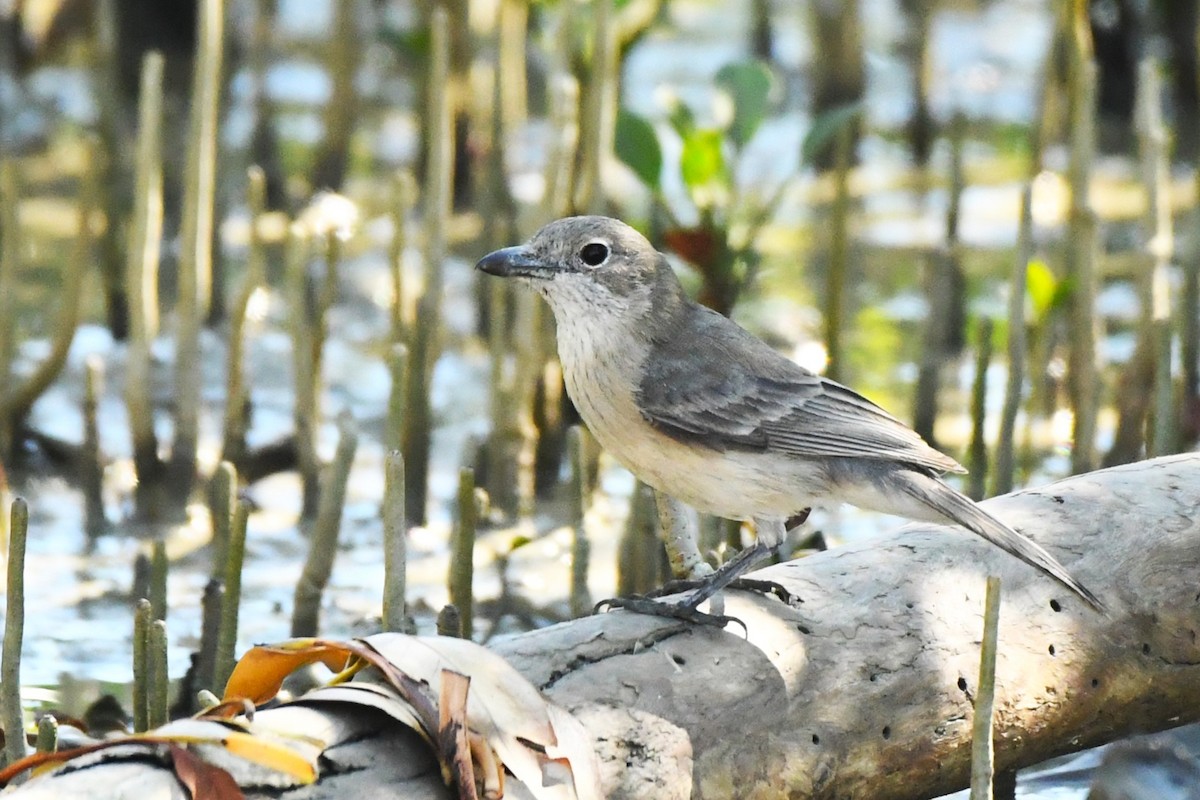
left=669, top=517, right=796, bottom=609
left=590, top=493, right=727, bottom=627
left=594, top=516, right=797, bottom=627
left=654, top=491, right=713, bottom=580
left=676, top=540, right=771, bottom=610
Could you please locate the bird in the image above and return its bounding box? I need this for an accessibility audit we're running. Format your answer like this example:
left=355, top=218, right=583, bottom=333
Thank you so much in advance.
left=475, top=215, right=1102, bottom=614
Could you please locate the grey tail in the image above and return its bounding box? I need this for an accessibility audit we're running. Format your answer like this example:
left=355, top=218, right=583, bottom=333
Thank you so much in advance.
left=894, top=472, right=1104, bottom=612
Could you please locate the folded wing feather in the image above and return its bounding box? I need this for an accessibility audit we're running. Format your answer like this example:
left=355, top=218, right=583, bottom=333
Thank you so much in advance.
left=636, top=305, right=964, bottom=475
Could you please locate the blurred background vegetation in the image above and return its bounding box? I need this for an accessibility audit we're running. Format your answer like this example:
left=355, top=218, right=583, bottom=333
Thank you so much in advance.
left=0, top=0, right=1196, bottom=751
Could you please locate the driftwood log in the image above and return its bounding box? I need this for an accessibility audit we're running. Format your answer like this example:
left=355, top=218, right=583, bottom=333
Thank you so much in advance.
left=493, top=453, right=1200, bottom=798
left=7, top=454, right=1200, bottom=799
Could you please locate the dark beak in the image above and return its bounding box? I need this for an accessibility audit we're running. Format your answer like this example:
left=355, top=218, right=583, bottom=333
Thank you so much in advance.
left=475, top=246, right=551, bottom=279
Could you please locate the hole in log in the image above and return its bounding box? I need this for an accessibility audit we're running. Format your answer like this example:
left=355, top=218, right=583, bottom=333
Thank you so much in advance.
left=811, top=734, right=820, bottom=745
left=797, top=624, right=811, bottom=634
left=869, top=673, right=877, bottom=682
left=957, top=677, right=968, bottom=692
left=1049, top=599, right=1062, bottom=612
left=1091, top=678, right=1100, bottom=688
left=671, top=654, right=686, bottom=666
left=1142, top=643, right=1151, bottom=655
left=1048, top=644, right=1056, bottom=656
left=881, top=726, right=891, bottom=740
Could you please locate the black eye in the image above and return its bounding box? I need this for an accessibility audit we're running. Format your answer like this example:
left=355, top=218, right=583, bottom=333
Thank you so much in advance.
left=580, top=242, right=609, bottom=266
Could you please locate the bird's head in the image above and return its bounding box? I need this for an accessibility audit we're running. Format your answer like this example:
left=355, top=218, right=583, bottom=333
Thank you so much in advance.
left=475, top=216, right=685, bottom=322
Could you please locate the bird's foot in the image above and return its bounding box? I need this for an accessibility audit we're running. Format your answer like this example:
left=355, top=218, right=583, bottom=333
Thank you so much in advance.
left=648, top=576, right=797, bottom=607
left=724, top=577, right=797, bottom=606
left=593, top=595, right=740, bottom=630
left=593, top=541, right=798, bottom=631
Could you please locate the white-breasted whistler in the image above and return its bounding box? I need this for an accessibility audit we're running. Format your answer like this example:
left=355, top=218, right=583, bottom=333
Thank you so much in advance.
left=476, top=215, right=1102, bottom=614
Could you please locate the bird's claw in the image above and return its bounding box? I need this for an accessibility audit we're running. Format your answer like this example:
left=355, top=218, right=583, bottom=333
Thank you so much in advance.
left=645, top=576, right=798, bottom=607
left=593, top=595, right=745, bottom=633
left=724, top=578, right=798, bottom=606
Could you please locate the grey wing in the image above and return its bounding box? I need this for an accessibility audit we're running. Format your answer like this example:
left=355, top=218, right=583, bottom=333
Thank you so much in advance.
left=637, top=307, right=964, bottom=474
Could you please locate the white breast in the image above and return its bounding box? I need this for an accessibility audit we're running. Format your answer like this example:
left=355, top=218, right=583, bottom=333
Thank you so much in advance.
left=550, top=295, right=825, bottom=521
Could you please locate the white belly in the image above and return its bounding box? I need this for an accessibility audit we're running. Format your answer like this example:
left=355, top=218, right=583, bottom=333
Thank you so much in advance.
left=555, top=319, right=824, bottom=521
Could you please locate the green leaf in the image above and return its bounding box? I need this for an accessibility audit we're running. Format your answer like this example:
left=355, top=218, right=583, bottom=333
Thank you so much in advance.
left=801, top=102, right=862, bottom=166
left=715, top=61, right=773, bottom=148
left=667, top=98, right=696, bottom=138
left=377, top=26, right=429, bottom=61
left=680, top=130, right=728, bottom=190
left=1050, top=275, right=1076, bottom=314
left=1025, top=258, right=1057, bottom=319
left=615, top=109, right=663, bottom=189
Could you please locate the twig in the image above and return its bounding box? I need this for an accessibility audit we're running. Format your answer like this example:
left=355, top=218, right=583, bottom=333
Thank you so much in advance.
left=148, top=620, right=169, bottom=729
left=92, top=0, right=130, bottom=339
left=574, top=0, right=616, bottom=214
left=292, top=412, right=358, bottom=636
left=34, top=715, right=57, bottom=755
left=542, top=75, right=580, bottom=221
left=403, top=299, right=433, bottom=524
left=132, top=598, right=152, bottom=732
left=969, top=576, right=1003, bottom=800
left=914, top=113, right=967, bottom=446
left=0, top=163, right=19, bottom=457
left=1065, top=0, right=1099, bottom=474
left=82, top=358, right=107, bottom=537
left=486, top=275, right=520, bottom=516
left=382, top=450, right=410, bottom=632
left=404, top=7, right=453, bottom=524
left=618, top=480, right=661, bottom=596
left=173, top=0, right=226, bottom=493
left=311, top=0, right=361, bottom=189
left=125, top=51, right=165, bottom=519
left=214, top=501, right=249, bottom=693
left=2, top=498, right=29, bottom=767
left=220, top=166, right=267, bottom=467
left=513, top=290, right=542, bottom=520
left=150, top=540, right=168, bottom=622
left=195, top=578, right=224, bottom=699
left=992, top=186, right=1032, bottom=496
left=448, top=468, right=477, bottom=639
left=286, top=227, right=320, bottom=516
left=209, top=461, right=236, bottom=579
left=497, top=0, right=529, bottom=145
left=437, top=605, right=463, bottom=639
left=1135, top=59, right=1175, bottom=456
left=568, top=427, right=592, bottom=617
left=385, top=344, right=408, bottom=458
left=823, top=123, right=852, bottom=382
left=389, top=171, right=417, bottom=342
left=423, top=2, right=454, bottom=298
left=968, top=318, right=994, bottom=500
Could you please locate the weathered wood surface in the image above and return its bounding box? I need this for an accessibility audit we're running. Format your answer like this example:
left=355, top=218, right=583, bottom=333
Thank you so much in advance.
left=494, top=453, right=1200, bottom=799
left=7, top=454, right=1200, bottom=799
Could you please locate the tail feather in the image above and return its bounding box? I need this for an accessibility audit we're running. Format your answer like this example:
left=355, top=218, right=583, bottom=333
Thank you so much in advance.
left=893, top=472, right=1104, bottom=611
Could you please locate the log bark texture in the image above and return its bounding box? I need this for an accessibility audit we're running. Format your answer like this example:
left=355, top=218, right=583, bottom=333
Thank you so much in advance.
left=7, top=455, right=1200, bottom=800
left=492, top=453, right=1200, bottom=799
